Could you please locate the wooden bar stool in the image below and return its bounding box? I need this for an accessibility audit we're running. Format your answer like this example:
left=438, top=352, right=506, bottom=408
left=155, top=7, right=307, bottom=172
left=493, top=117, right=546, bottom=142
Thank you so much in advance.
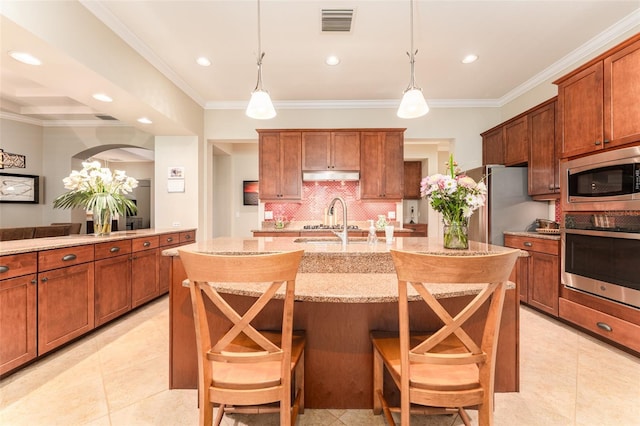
left=178, top=248, right=305, bottom=426
left=370, top=249, right=519, bottom=425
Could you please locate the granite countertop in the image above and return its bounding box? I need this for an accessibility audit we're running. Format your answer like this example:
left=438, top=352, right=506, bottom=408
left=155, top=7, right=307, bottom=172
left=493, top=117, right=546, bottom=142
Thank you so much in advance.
left=252, top=220, right=416, bottom=233
left=170, top=236, right=519, bottom=303
left=504, top=230, right=561, bottom=241
left=0, top=228, right=196, bottom=256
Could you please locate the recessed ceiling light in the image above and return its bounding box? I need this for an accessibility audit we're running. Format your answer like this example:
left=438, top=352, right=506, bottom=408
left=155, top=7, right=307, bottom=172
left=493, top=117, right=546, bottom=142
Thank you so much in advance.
left=92, top=93, right=113, bottom=102
left=137, top=117, right=152, bottom=124
left=196, top=56, right=211, bottom=67
left=325, top=55, right=340, bottom=66
left=462, top=54, right=479, bottom=64
left=8, top=51, right=42, bottom=66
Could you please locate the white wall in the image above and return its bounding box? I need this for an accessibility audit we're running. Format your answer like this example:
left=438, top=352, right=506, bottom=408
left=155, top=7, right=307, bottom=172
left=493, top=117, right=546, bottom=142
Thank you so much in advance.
left=0, top=119, right=44, bottom=227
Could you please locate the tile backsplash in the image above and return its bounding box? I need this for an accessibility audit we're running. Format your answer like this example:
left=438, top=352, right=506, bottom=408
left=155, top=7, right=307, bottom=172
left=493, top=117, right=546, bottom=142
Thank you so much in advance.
left=264, top=181, right=397, bottom=224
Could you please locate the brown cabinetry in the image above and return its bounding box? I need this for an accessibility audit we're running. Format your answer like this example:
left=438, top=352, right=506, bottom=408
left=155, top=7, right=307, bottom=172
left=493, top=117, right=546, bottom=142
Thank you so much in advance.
left=555, top=34, right=640, bottom=158
left=0, top=253, right=37, bottom=375
left=37, top=245, right=95, bottom=355
left=528, top=99, right=559, bottom=198
left=131, top=236, right=159, bottom=308
left=258, top=131, right=302, bottom=200
left=360, top=130, right=404, bottom=200
left=481, top=127, right=504, bottom=165
left=403, top=161, right=422, bottom=199
left=504, top=116, right=528, bottom=166
left=94, top=239, right=132, bottom=326
left=403, top=223, right=427, bottom=237
left=504, top=234, right=560, bottom=316
left=158, top=231, right=194, bottom=294
left=302, top=131, right=360, bottom=171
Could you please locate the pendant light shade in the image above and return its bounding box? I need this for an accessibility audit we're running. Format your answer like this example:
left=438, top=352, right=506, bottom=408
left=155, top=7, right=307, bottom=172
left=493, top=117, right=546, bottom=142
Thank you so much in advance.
left=246, top=0, right=276, bottom=119
left=397, top=0, right=429, bottom=119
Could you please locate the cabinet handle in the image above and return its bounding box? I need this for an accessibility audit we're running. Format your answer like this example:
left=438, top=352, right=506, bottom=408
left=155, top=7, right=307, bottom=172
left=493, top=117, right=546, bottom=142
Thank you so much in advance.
left=41, top=277, right=48, bottom=282
left=62, top=254, right=77, bottom=262
left=554, top=185, right=561, bottom=190
left=548, top=184, right=554, bottom=190
left=166, top=237, right=173, bottom=243
left=596, top=322, right=612, bottom=332
left=523, top=242, right=533, bottom=247
left=31, top=279, right=37, bottom=284
left=603, top=139, right=610, bottom=144
left=595, top=140, right=602, bottom=146
left=110, top=247, right=121, bottom=253
left=185, top=235, right=191, bottom=240
left=143, top=241, right=151, bottom=247
left=0, top=266, right=8, bottom=274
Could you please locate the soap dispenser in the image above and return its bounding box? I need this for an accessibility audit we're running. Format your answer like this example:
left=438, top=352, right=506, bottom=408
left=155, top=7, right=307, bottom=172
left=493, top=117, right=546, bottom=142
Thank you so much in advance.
left=367, top=220, right=378, bottom=245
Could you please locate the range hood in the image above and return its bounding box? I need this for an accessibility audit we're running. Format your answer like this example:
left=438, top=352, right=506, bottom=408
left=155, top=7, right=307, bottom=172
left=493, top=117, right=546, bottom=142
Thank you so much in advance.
left=302, top=171, right=360, bottom=181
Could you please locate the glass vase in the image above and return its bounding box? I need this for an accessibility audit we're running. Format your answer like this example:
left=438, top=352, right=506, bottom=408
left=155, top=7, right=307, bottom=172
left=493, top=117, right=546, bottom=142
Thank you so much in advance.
left=443, top=218, right=469, bottom=249
left=93, top=207, right=113, bottom=236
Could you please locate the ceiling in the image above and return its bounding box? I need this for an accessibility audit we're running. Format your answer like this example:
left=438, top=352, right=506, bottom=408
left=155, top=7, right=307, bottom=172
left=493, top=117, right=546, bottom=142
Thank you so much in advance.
left=1, top=1, right=639, bottom=132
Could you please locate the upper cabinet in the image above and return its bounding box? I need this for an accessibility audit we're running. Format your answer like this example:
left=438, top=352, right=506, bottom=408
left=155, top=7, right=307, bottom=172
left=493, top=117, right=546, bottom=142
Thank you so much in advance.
left=555, top=34, right=640, bottom=158
left=258, top=131, right=302, bottom=201
left=403, top=161, right=423, bottom=200
left=481, top=126, right=504, bottom=165
left=360, top=130, right=404, bottom=200
left=302, top=131, right=360, bottom=171
left=528, top=99, right=559, bottom=199
left=503, top=116, right=528, bottom=166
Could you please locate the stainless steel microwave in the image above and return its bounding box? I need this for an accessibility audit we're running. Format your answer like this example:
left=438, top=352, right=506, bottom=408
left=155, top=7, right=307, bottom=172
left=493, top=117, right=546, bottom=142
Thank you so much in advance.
left=561, top=145, right=640, bottom=211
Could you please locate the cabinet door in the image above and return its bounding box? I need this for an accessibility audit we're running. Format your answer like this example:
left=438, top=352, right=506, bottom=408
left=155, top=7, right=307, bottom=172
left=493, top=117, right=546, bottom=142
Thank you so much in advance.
left=302, top=132, right=331, bottom=170
left=482, top=127, right=504, bottom=165
left=331, top=132, right=360, bottom=170
left=403, top=161, right=422, bottom=199
left=259, top=132, right=281, bottom=199
left=528, top=101, right=558, bottom=196
left=528, top=252, right=559, bottom=316
left=558, top=62, right=604, bottom=158
left=360, top=132, right=382, bottom=199
left=504, top=116, right=528, bottom=166
left=38, top=262, right=95, bottom=355
left=278, top=132, right=302, bottom=199
left=604, top=38, right=640, bottom=148
left=0, top=274, right=37, bottom=375
left=360, top=131, right=404, bottom=200
left=131, top=248, right=159, bottom=308
left=94, top=255, right=131, bottom=326
left=382, top=131, right=404, bottom=199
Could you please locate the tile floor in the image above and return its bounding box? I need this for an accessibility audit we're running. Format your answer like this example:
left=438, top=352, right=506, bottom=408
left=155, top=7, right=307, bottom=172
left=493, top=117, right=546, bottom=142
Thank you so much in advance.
left=1, top=296, right=639, bottom=425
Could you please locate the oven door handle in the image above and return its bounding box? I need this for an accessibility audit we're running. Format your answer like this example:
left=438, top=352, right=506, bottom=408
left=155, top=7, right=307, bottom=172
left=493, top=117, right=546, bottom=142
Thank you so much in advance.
left=563, top=229, right=640, bottom=240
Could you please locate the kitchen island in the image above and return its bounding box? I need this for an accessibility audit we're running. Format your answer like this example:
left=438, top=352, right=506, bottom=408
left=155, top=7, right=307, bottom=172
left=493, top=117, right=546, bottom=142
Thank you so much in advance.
left=165, top=236, right=521, bottom=409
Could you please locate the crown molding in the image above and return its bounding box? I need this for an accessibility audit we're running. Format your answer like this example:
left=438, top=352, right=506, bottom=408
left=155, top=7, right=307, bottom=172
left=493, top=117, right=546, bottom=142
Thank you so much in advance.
left=0, top=112, right=42, bottom=126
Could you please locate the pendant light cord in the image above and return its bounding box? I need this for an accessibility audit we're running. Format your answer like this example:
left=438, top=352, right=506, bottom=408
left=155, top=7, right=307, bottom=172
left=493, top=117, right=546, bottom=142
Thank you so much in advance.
left=254, top=0, right=265, bottom=91
left=407, top=0, right=418, bottom=90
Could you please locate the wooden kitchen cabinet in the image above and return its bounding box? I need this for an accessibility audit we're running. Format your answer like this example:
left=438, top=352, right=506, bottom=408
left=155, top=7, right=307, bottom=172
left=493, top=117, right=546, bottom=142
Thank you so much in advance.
left=528, top=99, right=559, bottom=198
left=302, top=131, right=360, bottom=171
left=158, top=231, right=195, bottom=295
left=481, top=126, right=504, bottom=165
left=0, top=253, right=37, bottom=375
left=555, top=34, right=640, bottom=158
left=503, top=116, right=528, bottom=166
left=403, top=223, right=427, bottom=237
left=258, top=131, right=302, bottom=200
left=360, top=130, right=404, bottom=200
left=504, top=234, right=560, bottom=316
left=131, top=236, right=159, bottom=308
left=403, top=161, right=422, bottom=199
left=37, top=245, right=95, bottom=355
left=94, top=239, right=132, bottom=326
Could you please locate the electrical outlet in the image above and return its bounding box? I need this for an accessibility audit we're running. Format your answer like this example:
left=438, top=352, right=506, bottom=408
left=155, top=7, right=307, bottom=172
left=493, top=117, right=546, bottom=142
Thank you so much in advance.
left=265, top=211, right=273, bottom=220
left=172, top=221, right=181, bottom=227
left=388, top=211, right=396, bottom=220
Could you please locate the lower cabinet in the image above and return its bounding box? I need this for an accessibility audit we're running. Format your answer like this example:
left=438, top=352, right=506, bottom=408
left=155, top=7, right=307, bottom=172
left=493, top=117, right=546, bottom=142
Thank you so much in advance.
left=131, top=236, right=160, bottom=308
left=94, top=240, right=132, bottom=326
left=504, top=234, right=560, bottom=316
left=403, top=223, right=427, bottom=237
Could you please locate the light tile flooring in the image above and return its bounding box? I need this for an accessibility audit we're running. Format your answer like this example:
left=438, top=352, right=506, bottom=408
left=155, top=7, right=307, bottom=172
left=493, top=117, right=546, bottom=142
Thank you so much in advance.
left=1, top=296, right=639, bottom=425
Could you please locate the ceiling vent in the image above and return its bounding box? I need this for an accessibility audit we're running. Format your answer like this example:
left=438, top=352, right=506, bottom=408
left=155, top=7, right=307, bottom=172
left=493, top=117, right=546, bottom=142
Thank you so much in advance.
left=321, top=9, right=354, bottom=32
left=95, top=114, right=118, bottom=120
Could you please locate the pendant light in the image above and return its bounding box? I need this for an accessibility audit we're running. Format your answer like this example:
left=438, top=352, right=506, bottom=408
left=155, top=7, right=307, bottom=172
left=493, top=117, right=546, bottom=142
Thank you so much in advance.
left=397, top=0, right=429, bottom=119
left=246, top=0, right=276, bottom=119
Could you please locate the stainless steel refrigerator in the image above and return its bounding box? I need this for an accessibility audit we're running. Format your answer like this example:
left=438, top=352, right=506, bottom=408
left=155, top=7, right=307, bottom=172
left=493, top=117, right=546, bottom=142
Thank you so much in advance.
left=465, top=165, right=548, bottom=246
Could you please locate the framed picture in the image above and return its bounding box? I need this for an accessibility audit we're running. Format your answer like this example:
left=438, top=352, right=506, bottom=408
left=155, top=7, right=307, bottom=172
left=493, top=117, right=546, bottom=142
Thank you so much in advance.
left=168, top=166, right=184, bottom=179
left=243, top=180, right=259, bottom=206
left=0, top=172, right=39, bottom=203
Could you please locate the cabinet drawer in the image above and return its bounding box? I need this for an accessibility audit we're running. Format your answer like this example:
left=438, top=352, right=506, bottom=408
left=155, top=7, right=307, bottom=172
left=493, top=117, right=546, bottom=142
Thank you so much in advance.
left=38, top=245, right=95, bottom=272
left=559, top=298, right=640, bottom=353
left=180, top=231, right=195, bottom=244
left=504, top=235, right=559, bottom=255
left=0, top=252, right=37, bottom=280
left=132, top=236, right=159, bottom=252
left=159, top=233, right=180, bottom=247
left=95, top=240, right=132, bottom=260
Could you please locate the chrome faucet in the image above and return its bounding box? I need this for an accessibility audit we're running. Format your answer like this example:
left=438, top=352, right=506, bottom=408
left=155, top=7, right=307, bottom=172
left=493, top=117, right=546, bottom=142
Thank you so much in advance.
left=328, top=196, right=348, bottom=245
